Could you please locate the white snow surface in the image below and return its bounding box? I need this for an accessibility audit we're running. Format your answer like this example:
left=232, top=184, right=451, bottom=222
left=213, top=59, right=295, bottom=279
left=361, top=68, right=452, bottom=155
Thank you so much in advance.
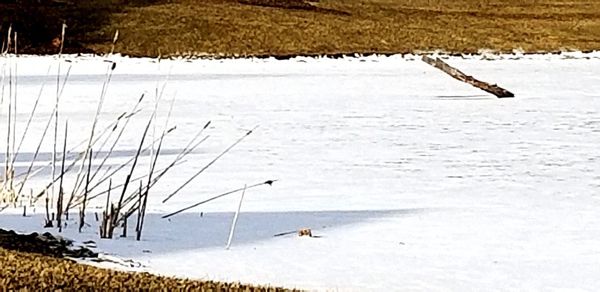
left=1, top=52, right=600, bottom=291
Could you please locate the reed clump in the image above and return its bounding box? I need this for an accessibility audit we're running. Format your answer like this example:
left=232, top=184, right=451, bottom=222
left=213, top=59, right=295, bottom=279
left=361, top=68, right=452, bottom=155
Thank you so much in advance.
left=0, top=26, right=274, bottom=243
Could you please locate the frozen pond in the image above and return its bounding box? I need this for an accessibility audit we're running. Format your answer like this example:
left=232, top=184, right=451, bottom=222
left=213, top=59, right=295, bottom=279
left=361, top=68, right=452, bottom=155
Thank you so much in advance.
left=2, top=53, right=600, bottom=290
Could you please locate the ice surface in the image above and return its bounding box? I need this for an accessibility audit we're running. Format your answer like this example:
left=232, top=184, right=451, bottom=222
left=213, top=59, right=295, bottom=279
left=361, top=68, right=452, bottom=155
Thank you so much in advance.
left=1, top=52, right=600, bottom=291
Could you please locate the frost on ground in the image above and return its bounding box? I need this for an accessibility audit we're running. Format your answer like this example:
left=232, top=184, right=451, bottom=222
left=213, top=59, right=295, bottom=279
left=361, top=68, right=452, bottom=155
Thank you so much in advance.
left=1, top=52, right=600, bottom=291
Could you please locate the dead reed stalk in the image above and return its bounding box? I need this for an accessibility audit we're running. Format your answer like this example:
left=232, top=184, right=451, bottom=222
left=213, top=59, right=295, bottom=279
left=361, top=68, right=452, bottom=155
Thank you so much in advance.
left=99, top=179, right=112, bottom=238
left=57, top=121, right=68, bottom=232
left=162, top=126, right=258, bottom=204
left=111, top=112, right=154, bottom=238
left=162, top=180, right=275, bottom=219
left=66, top=61, right=116, bottom=214
left=79, top=148, right=92, bottom=233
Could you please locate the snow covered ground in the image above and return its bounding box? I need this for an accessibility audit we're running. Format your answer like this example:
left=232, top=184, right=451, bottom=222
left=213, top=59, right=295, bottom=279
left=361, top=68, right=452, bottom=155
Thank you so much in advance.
left=1, top=52, right=600, bottom=291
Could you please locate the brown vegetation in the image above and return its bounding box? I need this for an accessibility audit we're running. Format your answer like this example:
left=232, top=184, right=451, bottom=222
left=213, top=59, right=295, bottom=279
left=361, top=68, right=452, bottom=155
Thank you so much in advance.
left=237, top=0, right=350, bottom=15
left=0, top=247, right=295, bottom=291
left=2, top=0, right=600, bottom=57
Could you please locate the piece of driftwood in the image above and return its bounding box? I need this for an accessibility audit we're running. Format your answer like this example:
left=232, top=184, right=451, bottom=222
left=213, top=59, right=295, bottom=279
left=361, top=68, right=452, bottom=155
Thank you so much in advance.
left=422, top=55, right=514, bottom=98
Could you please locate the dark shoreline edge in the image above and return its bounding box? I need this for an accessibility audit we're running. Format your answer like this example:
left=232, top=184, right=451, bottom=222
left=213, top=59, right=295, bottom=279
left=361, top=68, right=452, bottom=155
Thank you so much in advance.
left=2, top=49, right=599, bottom=61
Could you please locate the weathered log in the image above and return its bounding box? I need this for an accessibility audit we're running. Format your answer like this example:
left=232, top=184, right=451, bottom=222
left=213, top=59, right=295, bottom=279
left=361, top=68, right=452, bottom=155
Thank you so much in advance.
left=422, top=55, right=514, bottom=98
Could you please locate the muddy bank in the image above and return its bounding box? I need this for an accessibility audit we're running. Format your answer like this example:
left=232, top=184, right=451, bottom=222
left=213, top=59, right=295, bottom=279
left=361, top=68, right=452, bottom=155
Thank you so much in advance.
left=0, top=228, right=97, bottom=258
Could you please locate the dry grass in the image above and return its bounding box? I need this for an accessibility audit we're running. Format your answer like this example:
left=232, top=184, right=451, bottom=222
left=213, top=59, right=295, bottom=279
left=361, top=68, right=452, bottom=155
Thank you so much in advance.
left=79, top=0, right=600, bottom=57
left=0, top=247, right=295, bottom=291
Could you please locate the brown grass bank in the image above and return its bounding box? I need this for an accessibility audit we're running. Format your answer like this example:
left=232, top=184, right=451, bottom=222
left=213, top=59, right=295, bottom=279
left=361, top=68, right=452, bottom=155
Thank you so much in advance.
left=2, top=0, right=600, bottom=57
left=0, top=247, right=295, bottom=291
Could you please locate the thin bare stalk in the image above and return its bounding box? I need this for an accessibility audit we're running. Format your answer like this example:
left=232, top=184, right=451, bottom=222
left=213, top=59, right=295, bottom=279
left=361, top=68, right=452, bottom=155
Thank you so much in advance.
left=69, top=111, right=137, bottom=198
left=4, top=25, right=11, bottom=55
left=44, top=187, right=52, bottom=227
left=52, top=76, right=59, bottom=207
left=162, top=126, right=258, bottom=203
left=10, top=32, right=17, bottom=191
left=26, top=151, right=83, bottom=202
left=10, top=65, right=52, bottom=166
left=137, top=182, right=148, bottom=240
left=81, top=94, right=145, bottom=191
left=57, top=121, right=67, bottom=232
left=162, top=180, right=275, bottom=219
left=169, top=120, right=211, bottom=163
left=52, top=24, right=66, bottom=209
left=112, top=112, right=154, bottom=234
left=79, top=148, right=92, bottom=233
left=135, top=180, right=143, bottom=241
left=59, top=23, right=66, bottom=55
left=117, top=134, right=208, bottom=214
left=16, top=105, right=136, bottom=182
left=3, top=60, right=11, bottom=192
left=109, top=30, right=119, bottom=56
left=115, top=122, right=208, bottom=208
left=136, top=96, right=174, bottom=241
left=16, top=65, right=72, bottom=195
left=68, top=108, right=137, bottom=154
left=67, top=61, right=116, bottom=212
left=70, top=127, right=177, bottom=207
left=72, top=159, right=186, bottom=209
left=0, top=39, right=17, bottom=205
left=226, top=184, right=247, bottom=249
left=100, top=179, right=112, bottom=238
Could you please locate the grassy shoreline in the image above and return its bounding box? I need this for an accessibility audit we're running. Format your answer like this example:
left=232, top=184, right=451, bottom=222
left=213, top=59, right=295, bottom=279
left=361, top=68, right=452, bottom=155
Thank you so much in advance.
left=2, top=0, right=600, bottom=58
left=0, top=247, right=295, bottom=291
left=95, top=0, right=600, bottom=58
